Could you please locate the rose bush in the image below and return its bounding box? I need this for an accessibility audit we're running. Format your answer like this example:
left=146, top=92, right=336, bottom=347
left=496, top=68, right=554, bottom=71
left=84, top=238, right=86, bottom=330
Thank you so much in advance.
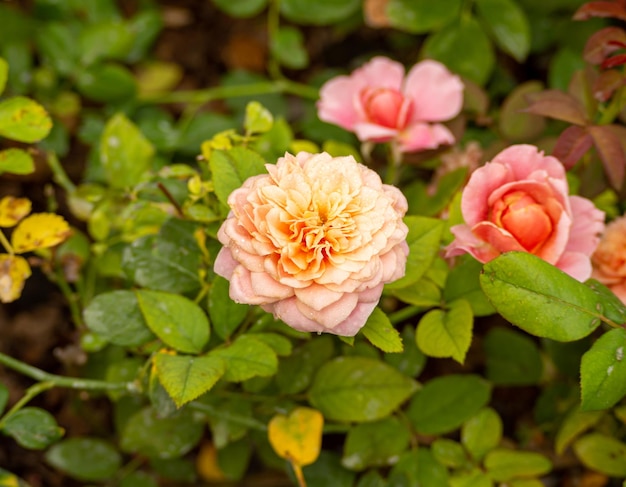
left=445, top=144, right=605, bottom=281
left=592, top=215, right=626, bottom=302
left=214, top=151, right=409, bottom=336
left=317, top=56, right=464, bottom=152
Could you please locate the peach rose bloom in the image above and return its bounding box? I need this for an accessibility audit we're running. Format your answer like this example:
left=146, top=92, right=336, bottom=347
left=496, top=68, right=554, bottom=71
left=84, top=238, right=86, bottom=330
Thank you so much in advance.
left=317, top=56, right=463, bottom=153
left=214, top=152, right=409, bottom=336
left=592, top=216, right=626, bottom=303
left=445, top=145, right=605, bottom=282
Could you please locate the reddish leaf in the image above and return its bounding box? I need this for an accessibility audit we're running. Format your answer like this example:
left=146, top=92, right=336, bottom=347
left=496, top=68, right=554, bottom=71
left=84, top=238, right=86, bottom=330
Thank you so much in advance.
left=583, top=27, right=626, bottom=64
left=593, top=69, right=625, bottom=101
left=524, top=90, right=588, bottom=125
left=588, top=124, right=626, bottom=189
left=552, top=126, right=593, bottom=169
left=602, top=53, right=626, bottom=69
left=574, top=1, right=626, bottom=22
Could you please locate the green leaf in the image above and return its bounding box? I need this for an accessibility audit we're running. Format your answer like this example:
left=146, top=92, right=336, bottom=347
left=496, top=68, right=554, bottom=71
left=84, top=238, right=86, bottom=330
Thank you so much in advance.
left=100, top=112, right=153, bottom=188
left=484, top=327, right=543, bottom=385
left=388, top=276, right=442, bottom=307
left=210, top=335, right=278, bottom=382
left=2, top=408, right=63, bottom=450
left=0, top=58, right=7, bottom=95
left=83, top=290, right=155, bottom=347
left=0, top=468, right=30, bottom=487
left=574, top=434, right=626, bottom=477
left=450, top=469, right=493, bottom=487
left=389, top=448, right=450, bottom=487
left=136, top=289, right=210, bottom=354
left=385, top=216, right=444, bottom=290
left=408, top=374, right=491, bottom=435
left=484, top=449, right=552, bottom=482
left=45, top=438, right=121, bottom=481
left=384, top=325, right=427, bottom=377
left=498, top=81, right=546, bottom=142
left=77, top=62, right=137, bottom=102
left=276, top=335, right=335, bottom=395
left=342, top=417, right=411, bottom=471
left=280, top=0, right=360, bottom=25
left=361, top=307, right=403, bottom=353
left=479, top=252, right=605, bottom=341
left=35, top=21, right=80, bottom=76
left=302, top=451, right=356, bottom=487
left=432, top=438, right=468, bottom=468
left=405, top=167, right=467, bottom=218
left=271, top=27, right=309, bottom=69
left=0, top=96, right=52, bottom=143
left=423, top=16, right=495, bottom=85
left=121, top=407, right=204, bottom=459
left=0, top=148, right=34, bottom=176
left=120, top=471, right=158, bottom=487
left=416, top=299, right=473, bottom=364
left=386, top=0, right=462, bottom=33
left=475, top=0, right=530, bottom=62
left=308, top=356, right=418, bottom=422
left=80, top=21, right=135, bottom=65
left=123, top=218, right=202, bottom=294
left=461, top=407, right=503, bottom=462
left=212, top=0, right=267, bottom=17
left=251, top=332, right=293, bottom=356
left=244, top=101, right=273, bottom=135
left=209, top=147, right=267, bottom=207
left=580, top=328, right=626, bottom=410
left=555, top=406, right=604, bottom=455
left=153, top=353, right=226, bottom=407
left=443, top=256, right=495, bottom=316
left=0, top=384, right=7, bottom=414
left=208, top=275, right=249, bottom=340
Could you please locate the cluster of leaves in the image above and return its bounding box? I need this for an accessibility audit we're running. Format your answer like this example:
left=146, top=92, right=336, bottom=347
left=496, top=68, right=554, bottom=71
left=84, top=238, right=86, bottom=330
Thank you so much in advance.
left=1, top=0, right=626, bottom=486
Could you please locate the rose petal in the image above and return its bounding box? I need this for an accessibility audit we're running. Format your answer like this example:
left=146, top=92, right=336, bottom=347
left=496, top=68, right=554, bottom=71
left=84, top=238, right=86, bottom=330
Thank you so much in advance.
left=397, top=122, right=455, bottom=152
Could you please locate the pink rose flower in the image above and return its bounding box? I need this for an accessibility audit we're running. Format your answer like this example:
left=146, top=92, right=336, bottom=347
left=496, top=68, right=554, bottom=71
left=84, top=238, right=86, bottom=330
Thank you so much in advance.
left=592, top=216, right=626, bottom=303
left=317, top=56, right=463, bottom=152
left=214, top=152, right=409, bottom=336
left=445, top=144, right=605, bottom=281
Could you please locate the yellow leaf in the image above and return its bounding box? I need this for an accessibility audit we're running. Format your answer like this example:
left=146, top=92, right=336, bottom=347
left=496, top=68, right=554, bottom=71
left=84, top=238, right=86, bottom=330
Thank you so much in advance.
left=0, top=196, right=31, bottom=227
left=11, top=213, right=71, bottom=253
left=268, top=407, right=324, bottom=467
left=0, top=254, right=31, bottom=303
left=196, top=442, right=227, bottom=482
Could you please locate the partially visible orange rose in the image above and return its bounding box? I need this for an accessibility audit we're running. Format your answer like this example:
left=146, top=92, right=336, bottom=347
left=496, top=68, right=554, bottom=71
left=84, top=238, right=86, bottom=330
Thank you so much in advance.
left=214, top=151, right=409, bottom=336
left=592, top=216, right=626, bottom=303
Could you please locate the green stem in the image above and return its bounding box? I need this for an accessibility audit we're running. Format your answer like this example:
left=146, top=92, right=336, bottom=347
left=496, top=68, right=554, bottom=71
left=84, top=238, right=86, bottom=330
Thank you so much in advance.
left=54, top=267, right=85, bottom=329
left=46, top=152, right=76, bottom=194
left=267, top=0, right=283, bottom=80
left=597, top=85, right=626, bottom=125
left=0, top=229, right=13, bottom=254
left=189, top=402, right=268, bottom=431
left=384, top=143, right=403, bottom=186
left=0, top=352, right=136, bottom=392
left=0, top=381, right=55, bottom=428
left=388, top=305, right=422, bottom=325
left=138, top=80, right=319, bottom=105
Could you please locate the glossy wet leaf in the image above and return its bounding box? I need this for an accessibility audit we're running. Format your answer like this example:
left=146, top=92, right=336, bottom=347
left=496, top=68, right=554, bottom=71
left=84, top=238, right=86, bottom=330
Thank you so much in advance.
left=574, top=434, right=626, bottom=477
left=308, top=356, right=418, bottom=422
left=443, top=256, right=495, bottom=316
left=136, top=289, right=209, bottom=354
left=2, top=407, right=63, bottom=450
left=83, top=290, right=154, bottom=347
left=580, top=327, right=626, bottom=410
left=209, top=147, right=266, bottom=207
left=461, top=407, right=503, bottom=461
left=0, top=96, right=52, bottom=143
left=208, top=276, right=248, bottom=340
left=476, top=0, right=530, bottom=62
left=484, top=327, right=543, bottom=385
left=480, top=252, right=606, bottom=341
left=268, top=407, right=323, bottom=467
left=11, top=213, right=70, bottom=253
left=153, top=352, right=226, bottom=407
left=100, top=112, right=154, bottom=188
left=416, top=299, right=473, bottom=364
left=0, top=148, right=34, bottom=176
left=276, top=335, right=335, bottom=395
left=408, top=374, right=491, bottom=435
left=209, top=335, right=277, bottom=382
left=342, top=417, right=410, bottom=471
left=484, top=449, right=552, bottom=481
left=361, top=307, right=403, bottom=353
left=121, top=407, right=204, bottom=459
left=45, top=438, right=121, bottom=481
left=0, top=196, right=31, bottom=228
left=386, top=0, right=461, bottom=33
left=0, top=254, right=31, bottom=303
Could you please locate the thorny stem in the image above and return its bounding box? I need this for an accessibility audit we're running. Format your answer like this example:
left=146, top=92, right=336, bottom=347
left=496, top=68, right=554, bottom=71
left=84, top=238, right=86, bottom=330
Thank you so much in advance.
left=138, top=80, right=319, bottom=105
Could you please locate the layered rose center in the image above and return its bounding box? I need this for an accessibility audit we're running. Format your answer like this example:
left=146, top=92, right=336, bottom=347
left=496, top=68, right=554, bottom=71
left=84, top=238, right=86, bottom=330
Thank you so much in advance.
left=360, top=87, right=412, bottom=129
left=490, top=190, right=554, bottom=252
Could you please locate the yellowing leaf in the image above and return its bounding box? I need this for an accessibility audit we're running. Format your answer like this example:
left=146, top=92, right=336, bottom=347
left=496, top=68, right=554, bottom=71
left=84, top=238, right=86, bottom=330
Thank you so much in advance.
left=196, top=442, right=227, bottom=482
left=268, top=407, right=323, bottom=467
left=0, top=196, right=31, bottom=228
left=0, top=254, right=31, bottom=303
left=11, top=213, right=71, bottom=253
